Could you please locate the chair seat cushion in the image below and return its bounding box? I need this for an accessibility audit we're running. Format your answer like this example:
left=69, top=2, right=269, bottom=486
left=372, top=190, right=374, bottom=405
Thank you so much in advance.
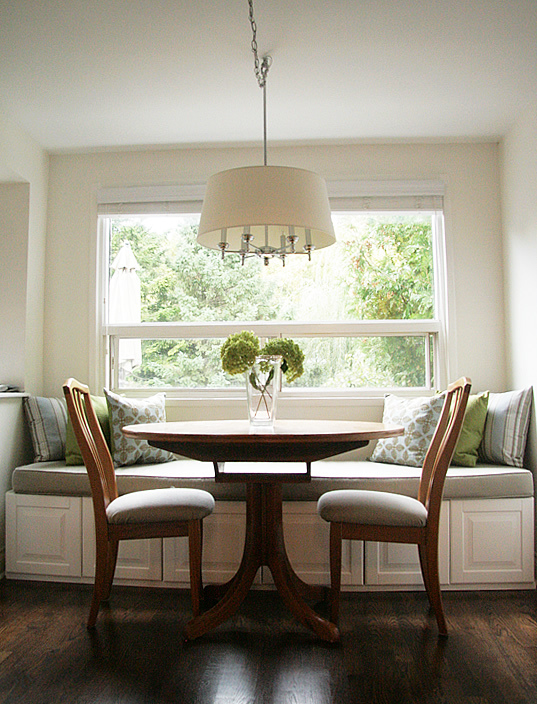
left=317, top=489, right=428, bottom=527
left=106, top=488, right=215, bottom=524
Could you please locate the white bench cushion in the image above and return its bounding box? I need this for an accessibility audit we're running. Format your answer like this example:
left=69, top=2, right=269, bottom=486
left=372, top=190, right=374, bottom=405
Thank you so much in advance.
left=10, top=459, right=534, bottom=501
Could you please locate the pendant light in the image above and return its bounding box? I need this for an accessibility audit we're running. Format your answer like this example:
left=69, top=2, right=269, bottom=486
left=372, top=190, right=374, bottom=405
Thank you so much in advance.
left=197, top=0, right=336, bottom=266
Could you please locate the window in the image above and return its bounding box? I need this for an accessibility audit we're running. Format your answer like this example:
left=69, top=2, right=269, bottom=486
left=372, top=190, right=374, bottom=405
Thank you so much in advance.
left=97, top=181, right=447, bottom=396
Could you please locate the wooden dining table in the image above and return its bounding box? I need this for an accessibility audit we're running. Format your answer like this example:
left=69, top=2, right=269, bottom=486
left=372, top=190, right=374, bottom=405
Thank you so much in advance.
left=122, top=418, right=403, bottom=642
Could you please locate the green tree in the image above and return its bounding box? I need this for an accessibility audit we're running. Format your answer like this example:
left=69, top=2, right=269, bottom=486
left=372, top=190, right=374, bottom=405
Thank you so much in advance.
left=339, top=215, right=434, bottom=387
left=341, top=217, right=433, bottom=320
left=110, top=219, right=275, bottom=387
left=109, top=213, right=435, bottom=389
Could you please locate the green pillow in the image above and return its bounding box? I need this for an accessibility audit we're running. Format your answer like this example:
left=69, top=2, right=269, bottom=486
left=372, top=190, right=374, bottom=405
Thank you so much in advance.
left=65, top=395, right=111, bottom=466
left=452, top=391, right=489, bottom=467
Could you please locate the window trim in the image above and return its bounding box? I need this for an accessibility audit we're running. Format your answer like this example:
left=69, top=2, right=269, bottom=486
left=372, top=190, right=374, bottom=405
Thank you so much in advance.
left=95, top=180, right=448, bottom=398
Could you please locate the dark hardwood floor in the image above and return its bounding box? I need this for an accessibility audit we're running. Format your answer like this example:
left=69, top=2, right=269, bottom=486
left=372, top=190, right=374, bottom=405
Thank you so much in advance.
left=1, top=578, right=536, bottom=703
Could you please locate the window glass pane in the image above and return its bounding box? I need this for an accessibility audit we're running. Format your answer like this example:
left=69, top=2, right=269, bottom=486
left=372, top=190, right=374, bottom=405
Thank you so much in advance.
left=331, top=213, right=435, bottom=320
left=109, top=212, right=435, bottom=325
left=267, top=336, right=430, bottom=389
left=115, top=335, right=430, bottom=390
left=106, top=210, right=438, bottom=390
left=117, top=338, right=243, bottom=389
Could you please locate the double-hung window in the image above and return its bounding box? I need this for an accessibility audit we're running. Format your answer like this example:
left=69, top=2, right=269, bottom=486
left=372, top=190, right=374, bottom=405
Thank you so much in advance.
left=96, top=180, right=447, bottom=397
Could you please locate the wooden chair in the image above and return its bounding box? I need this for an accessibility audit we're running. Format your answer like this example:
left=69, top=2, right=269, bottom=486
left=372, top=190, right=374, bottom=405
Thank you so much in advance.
left=63, top=378, right=215, bottom=628
left=317, top=377, right=471, bottom=635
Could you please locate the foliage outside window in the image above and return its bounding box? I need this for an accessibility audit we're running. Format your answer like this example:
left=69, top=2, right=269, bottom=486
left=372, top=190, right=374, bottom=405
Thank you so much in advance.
left=105, top=210, right=439, bottom=391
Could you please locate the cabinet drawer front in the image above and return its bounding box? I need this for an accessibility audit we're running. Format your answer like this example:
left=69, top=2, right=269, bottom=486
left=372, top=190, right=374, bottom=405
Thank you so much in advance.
left=163, top=502, right=261, bottom=585
left=450, top=498, right=534, bottom=585
left=82, top=497, right=162, bottom=581
left=365, top=502, right=449, bottom=586
left=6, top=492, right=82, bottom=577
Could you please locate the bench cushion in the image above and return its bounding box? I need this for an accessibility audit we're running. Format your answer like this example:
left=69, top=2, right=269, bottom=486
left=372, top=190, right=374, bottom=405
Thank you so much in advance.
left=11, top=459, right=534, bottom=502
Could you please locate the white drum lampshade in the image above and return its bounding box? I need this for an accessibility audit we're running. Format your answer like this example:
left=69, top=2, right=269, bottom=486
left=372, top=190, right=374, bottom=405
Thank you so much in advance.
left=197, top=165, right=336, bottom=257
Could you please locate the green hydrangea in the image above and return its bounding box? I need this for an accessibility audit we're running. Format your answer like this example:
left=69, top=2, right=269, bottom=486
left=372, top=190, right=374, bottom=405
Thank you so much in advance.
left=261, top=338, right=305, bottom=382
left=221, top=331, right=304, bottom=383
left=220, top=331, right=260, bottom=375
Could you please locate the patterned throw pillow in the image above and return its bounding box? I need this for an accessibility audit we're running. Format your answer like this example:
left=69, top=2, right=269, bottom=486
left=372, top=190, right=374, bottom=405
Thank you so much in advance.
left=479, top=388, right=533, bottom=467
left=370, top=393, right=446, bottom=468
left=104, top=389, right=175, bottom=467
left=23, top=396, right=68, bottom=462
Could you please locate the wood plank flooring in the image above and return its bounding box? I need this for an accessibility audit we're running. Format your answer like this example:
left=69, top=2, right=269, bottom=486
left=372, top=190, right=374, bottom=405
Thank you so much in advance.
left=1, top=579, right=537, bottom=703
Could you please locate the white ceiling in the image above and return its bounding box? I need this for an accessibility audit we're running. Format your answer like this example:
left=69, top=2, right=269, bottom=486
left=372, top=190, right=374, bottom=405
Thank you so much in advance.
left=0, top=0, right=536, bottom=152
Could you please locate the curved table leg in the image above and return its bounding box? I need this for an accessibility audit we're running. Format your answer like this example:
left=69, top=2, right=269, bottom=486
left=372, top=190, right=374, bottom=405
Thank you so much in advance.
left=184, top=482, right=339, bottom=642
left=184, top=484, right=263, bottom=640
left=277, top=541, right=329, bottom=603
left=265, top=485, right=339, bottom=642
left=265, top=495, right=327, bottom=602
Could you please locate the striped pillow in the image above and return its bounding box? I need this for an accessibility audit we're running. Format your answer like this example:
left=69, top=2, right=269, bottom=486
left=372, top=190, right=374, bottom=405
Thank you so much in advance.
left=23, top=396, right=68, bottom=462
left=479, top=388, right=533, bottom=467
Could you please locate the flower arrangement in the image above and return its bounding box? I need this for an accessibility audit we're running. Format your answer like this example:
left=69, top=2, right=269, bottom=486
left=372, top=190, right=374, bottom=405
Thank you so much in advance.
left=221, top=331, right=305, bottom=424
left=220, top=331, right=305, bottom=382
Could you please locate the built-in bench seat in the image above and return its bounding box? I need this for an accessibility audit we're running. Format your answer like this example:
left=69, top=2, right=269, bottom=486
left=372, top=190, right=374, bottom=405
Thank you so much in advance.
left=10, top=458, right=534, bottom=502
left=7, top=382, right=535, bottom=591
left=6, top=456, right=535, bottom=590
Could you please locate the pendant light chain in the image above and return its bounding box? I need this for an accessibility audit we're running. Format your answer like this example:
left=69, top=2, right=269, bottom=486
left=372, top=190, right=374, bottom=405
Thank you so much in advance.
left=248, top=0, right=271, bottom=88
left=248, top=0, right=271, bottom=165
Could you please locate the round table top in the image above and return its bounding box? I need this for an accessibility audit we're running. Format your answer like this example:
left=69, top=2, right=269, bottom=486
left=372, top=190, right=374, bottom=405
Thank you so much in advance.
left=122, top=419, right=403, bottom=464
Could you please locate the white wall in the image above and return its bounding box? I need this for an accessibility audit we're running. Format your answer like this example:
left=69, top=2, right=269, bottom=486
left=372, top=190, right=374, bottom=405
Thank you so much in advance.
left=44, top=142, right=505, bottom=415
left=0, top=115, right=48, bottom=564
left=0, top=111, right=49, bottom=394
left=0, top=183, right=29, bottom=389
left=501, top=104, right=537, bottom=470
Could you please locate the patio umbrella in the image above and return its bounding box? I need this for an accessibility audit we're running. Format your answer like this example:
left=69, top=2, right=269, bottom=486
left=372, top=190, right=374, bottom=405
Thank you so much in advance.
left=109, top=242, right=142, bottom=378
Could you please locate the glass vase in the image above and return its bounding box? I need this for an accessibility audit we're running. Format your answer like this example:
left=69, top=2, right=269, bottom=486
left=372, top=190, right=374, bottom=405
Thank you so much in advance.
left=245, top=355, right=282, bottom=426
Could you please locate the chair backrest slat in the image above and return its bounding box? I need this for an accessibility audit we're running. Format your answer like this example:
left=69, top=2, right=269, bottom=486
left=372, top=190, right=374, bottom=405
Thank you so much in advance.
left=63, top=379, right=119, bottom=528
left=418, top=378, right=471, bottom=524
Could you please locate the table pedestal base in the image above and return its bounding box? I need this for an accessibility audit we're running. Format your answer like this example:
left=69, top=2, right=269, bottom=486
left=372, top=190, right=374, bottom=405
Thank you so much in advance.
left=183, top=483, right=340, bottom=643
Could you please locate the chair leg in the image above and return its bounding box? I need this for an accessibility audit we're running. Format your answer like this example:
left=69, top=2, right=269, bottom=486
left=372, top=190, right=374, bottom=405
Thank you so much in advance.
left=424, top=539, right=447, bottom=636
left=418, top=543, right=432, bottom=607
left=188, top=520, right=203, bottom=617
left=102, top=538, right=119, bottom=602
left=329, top=523, right=343, bottom=624
left=88, top=534, right=110, bottom=629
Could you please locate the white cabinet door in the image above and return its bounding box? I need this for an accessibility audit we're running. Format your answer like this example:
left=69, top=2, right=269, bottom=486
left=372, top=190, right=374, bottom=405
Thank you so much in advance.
left=5, top=492, right=82, bottom=578
left=163, top=502, right=261, bottom=585
left=450, top=498, right=534, bottom=585
left=281, top=502, right=364, bottom=586
left=82, top=497, right=162, bottom=581
left=364, top=502, right=450, bottom=586
left=0, top=397, right=30, bottom=575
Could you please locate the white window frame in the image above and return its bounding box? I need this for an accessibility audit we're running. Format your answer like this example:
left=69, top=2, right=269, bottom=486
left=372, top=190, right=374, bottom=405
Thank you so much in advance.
left=95, top=180, right=448, bottom=399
